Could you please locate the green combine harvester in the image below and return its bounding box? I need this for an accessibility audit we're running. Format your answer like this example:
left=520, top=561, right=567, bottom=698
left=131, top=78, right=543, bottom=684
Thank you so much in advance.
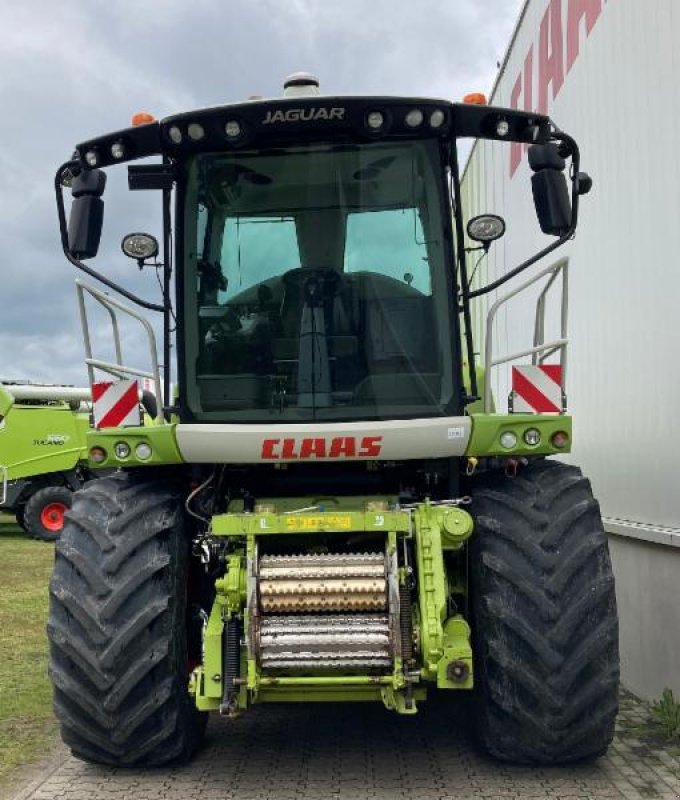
left=0, top=382, right=93, bottom=540
left=48, top=74, right=618, bottom=767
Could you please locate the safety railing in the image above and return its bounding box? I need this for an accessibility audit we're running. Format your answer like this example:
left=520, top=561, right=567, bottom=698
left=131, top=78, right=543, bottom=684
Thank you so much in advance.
left=0, top=465, right=8, bottom=507
left=76, top=280, right=165, bottom=424
left=483, top=257, right=568, bottom=413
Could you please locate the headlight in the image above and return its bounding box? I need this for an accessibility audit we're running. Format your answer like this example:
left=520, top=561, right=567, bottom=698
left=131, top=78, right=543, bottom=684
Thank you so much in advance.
left=499, top=431, right=518, bottom=449
left=523, top=428, right=541, bottom=446
left=187, top=123, right=205, bottom=141
left=135, top=442, right=153, bottom=461
left=121, top=233, right=159, bottom=262
left=110, top=141, right=125, bottom=159
left=551, top=431, right=570, bottom=449
left=114, top=442, right=131, bottom=460
left=466, top=214, right=506, bottom=244
left=429, top=109, right=446, bottom=129
left=90, top=446, right=107, bottom=463
left=366, top=111, right=385, bottom=130
left=496, top=118, right=510, bottom=137
left=405, top=109, right=424, bottom=128
left=84, top=150, right=99, bottom=167
left=224, top=120, right=242, bottom=138
left=168, top=125, right=183, bottom=144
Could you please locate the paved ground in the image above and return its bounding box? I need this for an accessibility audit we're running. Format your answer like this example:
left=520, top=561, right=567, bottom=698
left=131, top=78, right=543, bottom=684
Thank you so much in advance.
left=10, top=690, right=680, bottom=800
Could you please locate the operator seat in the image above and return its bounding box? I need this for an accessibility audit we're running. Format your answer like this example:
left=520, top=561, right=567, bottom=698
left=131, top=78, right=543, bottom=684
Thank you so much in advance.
left=273, top=269, right=361, bottom=396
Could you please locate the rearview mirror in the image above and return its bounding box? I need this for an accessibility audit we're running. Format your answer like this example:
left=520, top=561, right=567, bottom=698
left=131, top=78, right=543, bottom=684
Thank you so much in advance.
left=528, top=143, right=571, bottom=236
left=68, top=169, right=107, bottom=259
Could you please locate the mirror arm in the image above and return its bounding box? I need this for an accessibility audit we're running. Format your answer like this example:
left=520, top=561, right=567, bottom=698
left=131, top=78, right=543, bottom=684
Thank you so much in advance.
left=466, top=129, right=580, bottom=300
left=55, top=161, right=166, bottom=313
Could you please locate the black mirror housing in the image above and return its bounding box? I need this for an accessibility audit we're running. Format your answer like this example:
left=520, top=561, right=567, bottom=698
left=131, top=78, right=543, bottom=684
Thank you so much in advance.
left=68, top=195, right=104, bottom=259
left=528, top=143, right=572, bottom=236
left=71, top=169, right=107, bottom=198
left=67, top=168, right=106, bottom=259
left=528, top=143, right=566, bottom=172
left=531, top=169, right=571, bottom=236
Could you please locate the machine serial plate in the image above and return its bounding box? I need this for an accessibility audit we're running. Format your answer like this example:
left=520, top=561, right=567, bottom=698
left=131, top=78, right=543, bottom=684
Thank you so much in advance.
left=286, top=515, right=353, bottom=531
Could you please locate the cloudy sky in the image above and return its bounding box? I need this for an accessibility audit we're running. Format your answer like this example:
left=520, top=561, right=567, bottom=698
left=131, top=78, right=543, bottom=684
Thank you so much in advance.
left=0, top=0, right=522, bottom=387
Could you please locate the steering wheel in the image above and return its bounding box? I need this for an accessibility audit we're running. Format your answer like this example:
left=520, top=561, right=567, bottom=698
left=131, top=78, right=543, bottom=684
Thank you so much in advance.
left=281, top=268, right=342, bottom=307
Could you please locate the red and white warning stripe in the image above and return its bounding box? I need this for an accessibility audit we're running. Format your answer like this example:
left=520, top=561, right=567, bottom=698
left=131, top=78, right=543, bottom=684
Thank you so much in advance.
left=512, top=365, right=563, bottom=414
left=92, top=380, right=141, bottom=428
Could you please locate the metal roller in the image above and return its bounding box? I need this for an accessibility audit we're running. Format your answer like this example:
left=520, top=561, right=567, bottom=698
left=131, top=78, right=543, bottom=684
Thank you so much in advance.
left=259, top=614, right=391, bottom=672
left=258, top=552, right=387, bottom=614
left=260, top=594, right=386, bottom=613
left=255, top=552, right=395, bottom=672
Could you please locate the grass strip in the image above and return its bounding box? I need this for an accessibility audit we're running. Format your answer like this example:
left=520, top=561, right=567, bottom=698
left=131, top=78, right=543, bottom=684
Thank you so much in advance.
left=0, top=515, right=58, bottom=792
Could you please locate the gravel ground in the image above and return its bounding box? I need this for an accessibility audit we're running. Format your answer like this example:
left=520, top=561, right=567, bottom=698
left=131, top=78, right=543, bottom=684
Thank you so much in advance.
left=9, top=690, right=680, bottom=800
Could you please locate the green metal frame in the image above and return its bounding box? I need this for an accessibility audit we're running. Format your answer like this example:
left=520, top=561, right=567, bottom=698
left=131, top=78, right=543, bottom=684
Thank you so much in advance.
left=190, top=498, right=474, bottom=714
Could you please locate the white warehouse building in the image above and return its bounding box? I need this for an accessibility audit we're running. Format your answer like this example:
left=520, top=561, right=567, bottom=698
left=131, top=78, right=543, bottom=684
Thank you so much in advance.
left=461, top=0, right=680, bottom=700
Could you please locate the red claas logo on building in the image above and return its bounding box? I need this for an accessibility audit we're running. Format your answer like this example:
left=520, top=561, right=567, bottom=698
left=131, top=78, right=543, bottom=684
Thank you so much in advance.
left=261, top=436, right=383, bottom=460
left=510, top=0, right=606, bottom=177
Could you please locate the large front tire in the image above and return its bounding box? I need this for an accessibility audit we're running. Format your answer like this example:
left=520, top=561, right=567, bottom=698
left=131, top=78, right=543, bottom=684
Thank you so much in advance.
left=47, top=473, right=206, bottom=766
left=470, top=460, right=619, bottom=764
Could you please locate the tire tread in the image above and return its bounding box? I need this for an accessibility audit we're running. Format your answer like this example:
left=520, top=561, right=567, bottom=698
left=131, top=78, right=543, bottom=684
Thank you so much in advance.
left=47, top=473, right=205, bottom=766
left=470, top=460, right=619, bottom=764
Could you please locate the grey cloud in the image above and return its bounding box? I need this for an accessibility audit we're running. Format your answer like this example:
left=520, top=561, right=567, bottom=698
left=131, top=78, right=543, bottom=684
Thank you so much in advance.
left=0, top=0, right=521, bottom=385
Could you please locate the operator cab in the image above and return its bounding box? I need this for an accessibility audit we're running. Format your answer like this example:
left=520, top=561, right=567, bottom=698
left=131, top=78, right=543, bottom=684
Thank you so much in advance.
left=59, top=73, right=584, bottom=432
left=186, top=138, right=452, bottom=422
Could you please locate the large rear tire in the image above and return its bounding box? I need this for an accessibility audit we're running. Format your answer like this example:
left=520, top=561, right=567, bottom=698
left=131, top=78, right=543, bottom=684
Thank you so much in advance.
left=23, top=485, right=72, bottom=542
left=47, top=473, right=206, bottom=766
left=470, top=460, right=619, bottom=764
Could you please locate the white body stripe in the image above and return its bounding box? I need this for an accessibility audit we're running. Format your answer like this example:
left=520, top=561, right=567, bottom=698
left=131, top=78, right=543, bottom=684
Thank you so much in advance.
left=175, top=416, right=472, bottom=464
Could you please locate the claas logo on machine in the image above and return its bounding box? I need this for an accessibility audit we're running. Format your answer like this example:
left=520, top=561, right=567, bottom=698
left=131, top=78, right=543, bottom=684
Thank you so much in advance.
left=261, top=436, right=383, bottom=460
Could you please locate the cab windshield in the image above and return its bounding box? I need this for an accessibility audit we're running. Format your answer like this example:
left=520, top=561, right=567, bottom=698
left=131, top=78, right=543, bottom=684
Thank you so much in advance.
left=182, top=139, right=456, bottom=422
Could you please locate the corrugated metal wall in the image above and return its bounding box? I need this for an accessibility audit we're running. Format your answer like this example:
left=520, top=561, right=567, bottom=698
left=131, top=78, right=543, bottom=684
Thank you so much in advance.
left=462, top=0, right=680, bottom=531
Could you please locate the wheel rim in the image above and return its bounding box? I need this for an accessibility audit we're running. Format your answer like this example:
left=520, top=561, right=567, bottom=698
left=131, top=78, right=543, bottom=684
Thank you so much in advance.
left=41, top=502, right=67, bottom=532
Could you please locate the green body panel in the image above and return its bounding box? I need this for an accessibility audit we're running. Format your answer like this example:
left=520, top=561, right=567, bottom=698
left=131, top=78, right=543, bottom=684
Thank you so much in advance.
left=190, top=498, right=474, bottom=714
left=0, top=402, right=89, bottom=486
left=466, top=412, right=572, bottom=457
left=211, top=508, right=411, bottom=537
left=84, top=423, right=183, bottom=468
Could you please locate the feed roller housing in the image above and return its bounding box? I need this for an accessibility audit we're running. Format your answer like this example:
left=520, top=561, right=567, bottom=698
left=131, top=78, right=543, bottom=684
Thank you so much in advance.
left=192, top=501, right=474, bottom=713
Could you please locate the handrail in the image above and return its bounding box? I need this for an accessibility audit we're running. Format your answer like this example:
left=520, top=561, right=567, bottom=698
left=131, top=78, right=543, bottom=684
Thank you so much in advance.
left=0, top=465, right=8, bottom=506
left=484, top=257, right=568, bottom=413
left=76, top=280, right=165, bottom=424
